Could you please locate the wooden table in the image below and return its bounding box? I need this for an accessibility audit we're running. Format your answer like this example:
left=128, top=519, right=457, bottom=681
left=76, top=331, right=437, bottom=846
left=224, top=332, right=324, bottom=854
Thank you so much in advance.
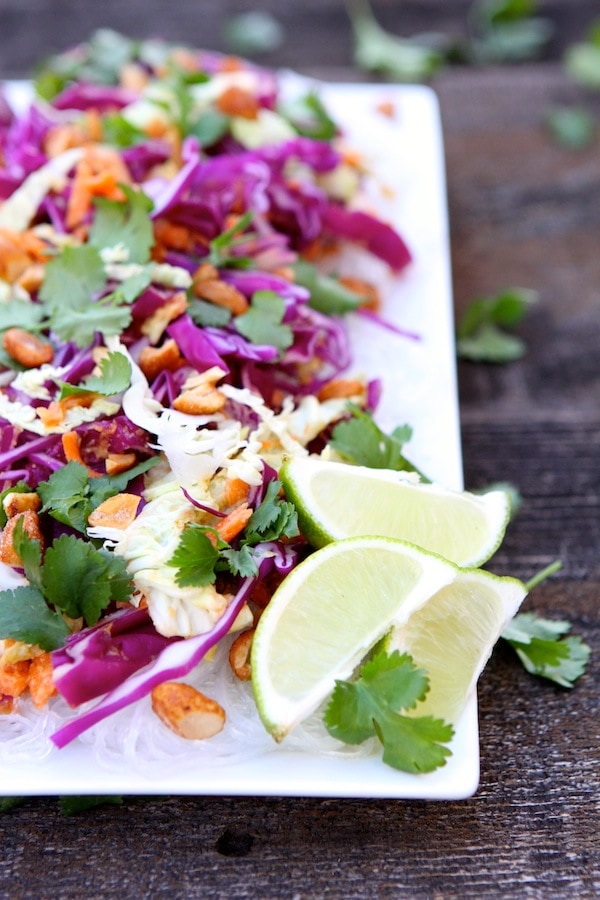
left=0, top=10, right=599, bottom=898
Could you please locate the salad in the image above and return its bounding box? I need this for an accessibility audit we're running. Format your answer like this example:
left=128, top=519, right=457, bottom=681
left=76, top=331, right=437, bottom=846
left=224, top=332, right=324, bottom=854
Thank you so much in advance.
left=0, top=33, right=425, bottom=763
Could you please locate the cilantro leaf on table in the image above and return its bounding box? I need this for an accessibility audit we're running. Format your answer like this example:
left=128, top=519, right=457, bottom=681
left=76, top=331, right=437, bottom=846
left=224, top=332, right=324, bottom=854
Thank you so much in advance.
left=328, top=406, right=425, bottom=476
left=167, top=524, right=221, bottom=587
left=456, top=288, right=537, bottom=363
left=292, top=259, right=365, bottom=316
left=58, top=351, right=132, bottom=399
left=235, top=291, right=293, bottom=352
left=0, top=585, right=70, bottom=650
left=468, top=0, right=553, bottom=64
left=348, top=0, right=446, bottom=81
left=42, top=535, right=132, bottom=625
left=545, top=106, right=596, bottom=151
left=324, top=650, right=454, bottom=774
left=89, top=186, right=154, bottom=264
left=502, top=612, right=591, bottom=688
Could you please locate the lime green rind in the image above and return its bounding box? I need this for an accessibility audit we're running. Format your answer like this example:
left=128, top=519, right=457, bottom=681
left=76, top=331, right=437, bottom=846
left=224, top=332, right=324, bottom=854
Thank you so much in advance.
left=250, top=535, right=459, bottom=739
left=280, top=457, right=511, bottom=569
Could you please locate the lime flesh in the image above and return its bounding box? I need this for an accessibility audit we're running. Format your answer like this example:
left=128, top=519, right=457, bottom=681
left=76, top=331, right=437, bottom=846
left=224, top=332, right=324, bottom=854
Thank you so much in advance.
left=280, top=457, right=510, bottom=568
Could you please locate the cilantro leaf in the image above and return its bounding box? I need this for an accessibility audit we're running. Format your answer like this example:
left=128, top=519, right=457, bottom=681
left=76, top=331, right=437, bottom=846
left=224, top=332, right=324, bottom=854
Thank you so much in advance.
left=37, top=459, right=157, bottom=533
left=324, top=650, right=453, bottom=773
left=40, top=245, right=106, bottom=314
left=0, top=299, right=46, bottom=333
left=89, top=186, right=154, bottom=264
left=278, top=91, right=337, bottom=141
left=457, top=288, right=537, bottom=363
left=188, top=298, right=232, bottom=329
left=545, top=106, right=596, bottom=151
left=167, top=524, right=220, bottom=587
left=235, top=291, right=293, bottom=352
left=348, top=0, right=446, bottom=82
left=329, top=406, right=425, bottom=476
left=38, top=461, right=92, bottom=533
left=245, top=480, right=299, bottom=543
left=469, top=0, right=553, bottom=64
left=292, top=259, right=364, bottom=316
left=11, top=519, right=43, bottom=593
left=42, top=535, right=132, bottom=625
left=0, top=585, right=70, bottom=650
left=219, top=544, right=259, bottom=579
left=58, top=351, right=132, bottom=399
left=49, top=297, right=133, bottom=348
left=502, top=612, right=591, bottom=688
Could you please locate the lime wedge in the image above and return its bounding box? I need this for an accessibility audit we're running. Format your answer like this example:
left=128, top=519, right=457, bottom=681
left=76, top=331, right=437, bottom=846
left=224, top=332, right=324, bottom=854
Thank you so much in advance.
left=388, top=569, right=527, bottom=723
left=250, top=536, right=457, bottom=739
left=280, top=457, right=510, bottom=568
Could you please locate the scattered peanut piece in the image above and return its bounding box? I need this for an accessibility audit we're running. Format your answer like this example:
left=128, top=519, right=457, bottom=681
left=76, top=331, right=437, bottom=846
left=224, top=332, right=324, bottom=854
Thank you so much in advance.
left=105, top=452, right=137, bottom=476
left=66, top=145, right=131, bottom=230
left=192, top=274, right=249, bottom=315
left=0, top=510, right=44, bottom=566
left=61, top=431, right=102, bottom=477
left=376, top=99, right=396, bottom=119
left=151, top=682, right=226, bottom=740
left=138, top=338, right=184, bottom=382
left=173, top=388, right=227, bottom=415
left=141, top=291, right=188, bottom=345
left=87, top=493, right=141, bottom=530
left=229, top=629, right=255, bottom=681
left=3, top=328, right=54, bottom=368
left=2, top=491, right=41, bottom=519
left=0, top=659, right=30, bottom=698
left=216, top=85, right=259, bottom=120
left=317, top=378, right=366, bottom=402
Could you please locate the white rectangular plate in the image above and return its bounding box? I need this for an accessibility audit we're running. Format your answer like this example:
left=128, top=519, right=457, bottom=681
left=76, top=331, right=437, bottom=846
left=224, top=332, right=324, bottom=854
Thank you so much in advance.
left=0, top=81, right=479, bottom=799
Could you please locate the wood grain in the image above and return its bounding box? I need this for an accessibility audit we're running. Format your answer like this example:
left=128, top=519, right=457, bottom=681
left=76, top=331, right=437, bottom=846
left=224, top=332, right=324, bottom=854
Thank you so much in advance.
left=0, top=16, right=599, bottom=900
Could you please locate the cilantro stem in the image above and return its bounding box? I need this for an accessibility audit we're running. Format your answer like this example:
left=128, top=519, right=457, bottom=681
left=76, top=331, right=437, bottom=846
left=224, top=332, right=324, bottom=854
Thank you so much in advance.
left=525, top=560, right=562, bottom=592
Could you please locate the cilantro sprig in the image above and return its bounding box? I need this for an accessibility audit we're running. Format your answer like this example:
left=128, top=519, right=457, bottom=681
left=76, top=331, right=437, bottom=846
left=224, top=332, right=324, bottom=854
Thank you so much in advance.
left=328, top=405, right=426, bottom=477
left=235, top=291, right=293, bottom=352
left=57, top=351, right=132, bottom=400
left=324, top=649, right=454, bottom=774
left=456, top=288, right=537, bottom=363
left=0, top=521, right=132, bottom=650
left=502, top=612, right=591, bottom=688
left=167, top=480, right=299, bottom=587
left=37, top=458, right=157, bottom=534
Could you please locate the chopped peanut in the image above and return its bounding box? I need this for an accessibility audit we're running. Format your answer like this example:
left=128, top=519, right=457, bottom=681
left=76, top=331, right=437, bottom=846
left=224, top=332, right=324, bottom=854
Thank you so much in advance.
left=2, top=491, right=40, bottom=519
left=317, top=378, right=366, bottom=402
left=105, top=452, right=137, bottom=476
left=0, top=510, right=43, bottom=566
left=173, top=387, right=226, bottom=415
left=138, top=338, right=184, bottom=382
left=87, top=493, right=141, bottom=530
left=192, top=262, right=219, bottom=283
left=28, top=653, right=57, bottom=709
left=0, top=228, right=49, bottom=281
left=141, top=291, right=188, bottom=344
left=119, top=61, right=150, bottom=93
left=16, top=263, right=46, bottom=293
left=0, top=659, right=30, bottom=698
left=216, top=85, right=259, bottom=119
left=3, top=328, right=54, bottom=368
left=192, top=275, right=249, bottom=315
left=151, top=682, right=226, bottom=740
left=229, top=629, right=254, bottom=681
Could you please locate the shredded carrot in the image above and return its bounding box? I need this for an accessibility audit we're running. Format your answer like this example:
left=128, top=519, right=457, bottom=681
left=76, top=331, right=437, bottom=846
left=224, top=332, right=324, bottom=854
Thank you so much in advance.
left=0, top=228, right=50, bottom=281
left=213, top=503, right=253, bottom=545
left=66, top=146, right=132, bottom=230
left=37, top=395, right=95, bottom=429
left=61, top=431, right=102, bottom=477
left=225, top=478, right=251, bottom=507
